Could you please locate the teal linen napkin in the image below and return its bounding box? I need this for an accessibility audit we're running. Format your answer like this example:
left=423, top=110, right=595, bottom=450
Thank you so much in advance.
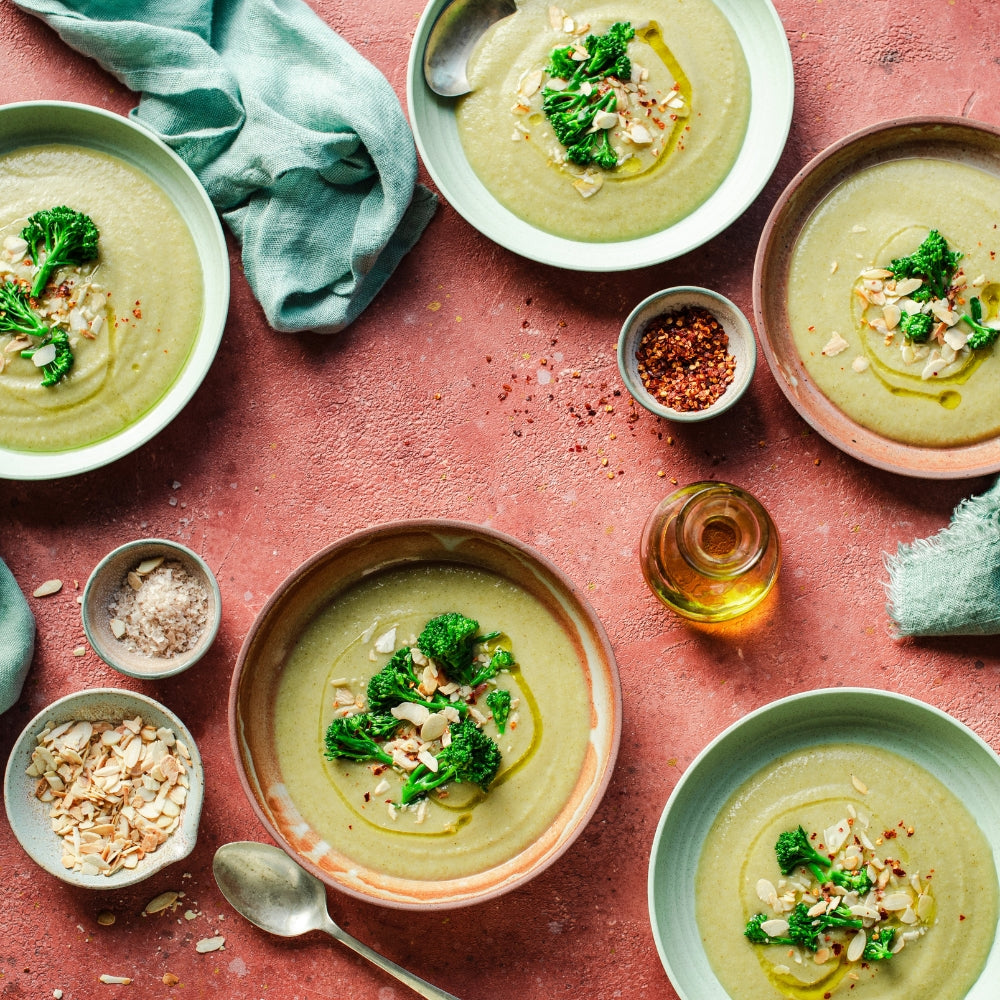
left=885, top=477, right=1000, bottom=637
left=12, top=0, right=437, bottom=334
left=0, top=559, right=35, bottom=715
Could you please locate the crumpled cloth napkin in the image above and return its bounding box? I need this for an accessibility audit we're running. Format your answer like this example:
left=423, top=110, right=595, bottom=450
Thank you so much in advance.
left=12, top=0, right=437, bottom=334
left=885, top=477, right=1000, bottom=637
left=0, top=558, right=35, bottom=715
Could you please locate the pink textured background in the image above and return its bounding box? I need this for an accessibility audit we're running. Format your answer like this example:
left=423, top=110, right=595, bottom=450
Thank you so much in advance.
left=2, top=2, right=999, bottom=998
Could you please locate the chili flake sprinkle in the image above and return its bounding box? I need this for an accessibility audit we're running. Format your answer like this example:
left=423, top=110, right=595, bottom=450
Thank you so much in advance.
left=635, top=306, right=736, bottom=412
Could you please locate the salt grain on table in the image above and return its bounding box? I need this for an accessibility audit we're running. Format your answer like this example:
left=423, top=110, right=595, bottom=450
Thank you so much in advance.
left=109, top=560, right=209, bottom=657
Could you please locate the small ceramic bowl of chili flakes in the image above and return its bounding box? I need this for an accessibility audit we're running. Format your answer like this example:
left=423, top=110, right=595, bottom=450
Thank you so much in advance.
left=617, top=286, right=757, bottom=422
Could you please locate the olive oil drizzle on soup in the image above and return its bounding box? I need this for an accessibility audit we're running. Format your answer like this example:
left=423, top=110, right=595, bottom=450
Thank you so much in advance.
left=273, top=563, right=592, bottom=881
left=696, top=743, right=998, bottom=1000
left=0, top=144, right=203, bottom=453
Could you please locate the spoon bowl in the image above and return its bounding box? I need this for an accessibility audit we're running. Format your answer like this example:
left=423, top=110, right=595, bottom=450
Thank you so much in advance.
left=213, top=841, right=460, bottom=1000
left=423, top=0, right=516, bottom=97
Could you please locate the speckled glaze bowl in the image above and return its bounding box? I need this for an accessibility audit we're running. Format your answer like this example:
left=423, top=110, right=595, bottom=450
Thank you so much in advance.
left=647, top=688, right=1000, bottom=1000
left=229, top=519, right=622, bottom=910
left=82, top=539, right=222, bottom=680
left=618, top=286, right=757, bottom=422
left=754, top=115, right=1000, bottom=478
left=3, top=688, right=204, bottom=889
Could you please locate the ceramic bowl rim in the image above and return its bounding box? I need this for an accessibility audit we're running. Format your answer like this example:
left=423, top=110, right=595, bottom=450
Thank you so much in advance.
left=0, top=100, right=229, bottom=482
left=81, top=538, right=222, bottom=680
left=228, top=517, right=622, bottom=909
left=617, top=285, right=758, bottom=422
left=3, top=687, right=204, bottom=889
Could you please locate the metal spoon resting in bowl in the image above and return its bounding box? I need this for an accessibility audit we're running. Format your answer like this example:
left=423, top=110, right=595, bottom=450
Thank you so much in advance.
left=213, top=841, right=460, bottom=1000
left=423, top=0, right=517, bottom=97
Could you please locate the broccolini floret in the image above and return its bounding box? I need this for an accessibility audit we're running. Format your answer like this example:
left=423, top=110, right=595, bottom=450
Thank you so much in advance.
left=20, top=329, right=74, bottom=387
left=746, top=901, right=862, bottom=953
left=323, top=712, right=400, bottom=765
left=366, top=647, right=464, bottom=716
left=862, top=925, right=896, bottom=962
left=541, top=22, right=634, bottom=170
left=774, top=825, right=832, bottom=876
left=20, top=205, right=100, bottom=299
left=962, top=296, right=1000, bottom=350
left=486, top=688, right=512, bottom=734
left=398, top=718, right=502, bottom=806
left=899, top=309, right=934, bottom=343
left=0, top=280, right=74, bottom=387
left=888, top=229, right=962, bottom=302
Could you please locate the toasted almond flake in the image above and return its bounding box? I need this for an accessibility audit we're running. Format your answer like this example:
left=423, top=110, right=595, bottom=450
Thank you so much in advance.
left=98, top=975, right=132, bottom=985
left=847, top=929, right=867, bottom=963
left=814, top=947, right=831, bottom=964
left=391, top=702, right=430, bottom=726
left=822, top=332, right=850, bottom=356
left=518, top=68, right=543, bottom=98
left=851, top=356, right=870, bottom=373
left=861, top=267, right=893, bottom=279
left=194, top=936, right=225, bottom=954
left=628, top=123, right=653, bottom=145
left=572, top=171, right=603, bottom=198
left=372, top=627, right=396, bottom=654
left=761, top=918, right=789, bottom=937
left=416, top=748, right=439, bottom=772
left=135, top=557, right=165, bottom=575
left=894, top=277, right=923, bottom=296
left=33, top=579, right=63, bottom=598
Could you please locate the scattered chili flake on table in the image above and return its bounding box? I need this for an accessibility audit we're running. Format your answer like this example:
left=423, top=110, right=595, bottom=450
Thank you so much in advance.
left=635, top=306, right=736, bottom=412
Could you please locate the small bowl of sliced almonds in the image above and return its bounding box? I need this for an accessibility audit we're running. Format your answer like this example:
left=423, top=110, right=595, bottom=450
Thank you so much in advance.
left=82, top=538, right=222, bottom=680
left=3, top=688, right=204, bottom=888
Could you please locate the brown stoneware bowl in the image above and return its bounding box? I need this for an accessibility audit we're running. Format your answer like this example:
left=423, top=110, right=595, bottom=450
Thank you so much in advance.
left=753, top=115, right=1000, bottom=479
left=229, top=519, right=622, bottom=909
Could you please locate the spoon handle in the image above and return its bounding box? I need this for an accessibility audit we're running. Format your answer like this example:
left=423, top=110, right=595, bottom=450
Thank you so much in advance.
left=321, top=917, right=461, bottom=1000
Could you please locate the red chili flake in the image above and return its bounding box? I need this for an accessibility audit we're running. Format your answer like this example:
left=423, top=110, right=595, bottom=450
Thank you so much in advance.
left=635, top=306, right=736, bottom=412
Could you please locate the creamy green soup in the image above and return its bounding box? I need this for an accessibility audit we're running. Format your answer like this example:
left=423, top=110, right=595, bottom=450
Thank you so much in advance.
left=272, top=563, right=592, bottom=881
left=0, top=144, right=203, bottom=452
left=787, top=158, right=1000, bottom=447
left=456, top=0, right=750, bottom=241
left=697, top=744, right=998, bottom=1000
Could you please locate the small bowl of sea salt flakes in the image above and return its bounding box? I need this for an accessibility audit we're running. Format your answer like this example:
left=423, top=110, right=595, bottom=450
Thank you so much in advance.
left=83, top=539, right=221, bottom=680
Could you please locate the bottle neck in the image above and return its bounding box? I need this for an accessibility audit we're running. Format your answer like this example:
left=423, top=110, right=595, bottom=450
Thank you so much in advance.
left=675, top=485, right=770, bottom=579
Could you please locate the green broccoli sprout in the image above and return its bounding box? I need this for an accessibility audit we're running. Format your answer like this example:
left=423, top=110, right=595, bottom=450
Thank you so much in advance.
left=20, top=205, right=100, bottom=299
left=745, top=902, right=863, bottom=954
left=0, top=280, right=74, bottom=387
left=541, top=22, right=635, bottom=170
left=486, top=688, right=512, bottom=734
left=366, top=647, right=464, bottom=716
left=888, top=229, right=962, bottom=302
left=962, top=296, right=1000, bottom=350
left=323, top=712, right=400, bottom=765
left=20, top=330, right=74, bottom=387
left=899, top=309, right=934, bottom=343
left=813, top=863, right=873, bottom=895
left=417, top=612, right=480, bottom=681
left=0, top=280, right=50, bottom=339
left=862, top=925, right=896, bottom=962
left=774, top=825, right=833, bottom=876
left=398, top=718, right=502, bottom=806
left=744, top=912, right=797, bottom=947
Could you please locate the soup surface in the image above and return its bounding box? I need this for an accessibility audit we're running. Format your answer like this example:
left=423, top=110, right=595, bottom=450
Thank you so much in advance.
left=273, top=562, right=592, bottom=880
left=0, top=144, right=203, bottom=452
left=455, top=0, right=750, bottom=241
left=696, top=743, right=998, bottom=1000
left=787, top=157, right=1000, bottom=447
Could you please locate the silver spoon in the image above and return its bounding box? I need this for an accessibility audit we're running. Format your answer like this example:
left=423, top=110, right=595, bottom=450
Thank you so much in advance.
left=213, top=841, right=460, bottom=1000
left=423, top=0, right=517, bottom=97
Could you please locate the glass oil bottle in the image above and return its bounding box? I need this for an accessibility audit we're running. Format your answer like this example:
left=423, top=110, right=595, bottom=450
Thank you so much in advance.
left=640, top=481, right=780, bottom=622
